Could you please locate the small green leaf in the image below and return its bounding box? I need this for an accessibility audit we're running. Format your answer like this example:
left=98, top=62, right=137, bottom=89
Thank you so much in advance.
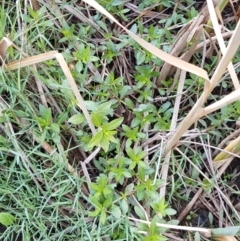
left=50, top=123, right=60, bottom=133
left=164, top=208, right=177, bottom=216
left=75, top=60, right=83, bottom=72
left=212, top=226, right=240, bottom=237
left=134, top=206, right=145, bottom=219
left=39, top=105, right=52, bottom=125
left=68, top=114, right=85, bottom=124
left=158, top=102, right=171, bottom=113
left=88, top=131, right=103, bottom=150
left=100, top=210, right=107, bottom=224
left=52, top=132, right=60, bottom=144
left=131, top=117, right=140, bottom=128
left=103, top=187, right=113, bottom=198
left=103, top=198, right=113, bottom=208
left=89, top=196, right=102, bottom=209
left=122, top=124, right=130, bottom=133
left=0, top=213, right=15, bottom=226
left=101, top=137, right=110, bottom=152
left=89, top=208, right=101, bottom=217
left=57, top=112, right=68, bottom=125
left=107, top=118, right=123, bottom=130
left=107, top=134, right=118, bottom=144
left=91, top=112, right=103, bottom=127
left=194, top=232, right=200, bottom=241
left=125, top=183, right=134, bottom=194
left=89, top=56, right=99, bottom=62
left=119, top=85, right=132, bottom=99
left=97, top=102, right=113, bottom=116
left=97, top=20, right=108, bottom=32
left=111, top=204, right=121, bottom=219
left=89, top=182, right=100, bottom=192
left=136, top=50, right=146, bottom=65
left=124, top=98, right=134, bottom=110
left=123, top=171, right=132, bottom=178
left=120, top=199, right=128, bottom=214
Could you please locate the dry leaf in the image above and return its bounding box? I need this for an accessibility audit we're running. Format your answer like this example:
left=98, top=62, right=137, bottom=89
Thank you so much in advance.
left=214, top=236, right=238, bottom=241
left=0, top=37, right=12, bottom=64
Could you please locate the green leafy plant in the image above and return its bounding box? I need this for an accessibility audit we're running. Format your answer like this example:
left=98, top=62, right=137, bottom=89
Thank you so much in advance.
left=2, top=0, right=240, bottom=240
left=151, top=198, right=177, bottom=217
left=108, top=156, right=132, bottom=184
left=89, top=174, right=117, bottom=223
left=186, top=211, right=197, bottom=220
left=0, top=213, right=15, bottom=226
left=141, top=216, right=169, bottom=241
left=126, top=146, right=147, bottom=170
left=88, top=117, right=123, bottom=152
left=34, top=104, right=61, bottom=143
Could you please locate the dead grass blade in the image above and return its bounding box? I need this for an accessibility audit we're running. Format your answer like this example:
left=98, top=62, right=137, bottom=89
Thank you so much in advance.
left=0, top=38, right=49, bottom=108
left=83, top=0, right=209, bottom=81
left=177, top=188, right=203, bottom=222
left=0, top=37, right=12, bottom=63
left=157, top=15, right=204, bottom=85
left=5, top=51, right=58, bottom=70
left=206, top=0, right=239, bottom=89
left=30, top=0, right=40, bottom=10
left=55, top=53, right=96, bottom=134
left=1, top=40, right=92, bottom=193
left=3, top=48, right=96, bottom=134
left=204, top=19, right=240, bottom=98
left=204, top=89, right=240, bottom=115
left=176, top=147, right=240, bottom=220
left=214, top=236, right=237, bottom=241
left=165, top=20, right=240, bottom=155
left=214, top=135, right=240, bottom=162
left=159, top=70, right=186, bottom=203
left=128, top=216, right=211, bottom=235
left=195, top=31, right=233, bottom=52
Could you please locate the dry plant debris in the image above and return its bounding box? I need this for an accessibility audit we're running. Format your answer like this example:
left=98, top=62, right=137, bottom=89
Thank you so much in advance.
left=0, top=0, right=240, bottom=240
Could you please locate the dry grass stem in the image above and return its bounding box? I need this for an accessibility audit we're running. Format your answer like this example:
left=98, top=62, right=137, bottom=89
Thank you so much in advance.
left=177, top=188, right=203, bottom=222
left=206, top=0, right=239, bottom=89
left=84, top=0, right=209, bottom=81
left=157, top=15, right=204, bottom=85
left=129, top=216, right=211, bottom=234
left=176, top=147, right=240, bottom=220
left=214, top=135, right=240, bottom=162
left=159, top=70, right=186, bottom=202
left=165, top=20, right=240, bottom=155
left=1, top=0, right=240, bottom=239
left=212, top=128, right=240, bottom=158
